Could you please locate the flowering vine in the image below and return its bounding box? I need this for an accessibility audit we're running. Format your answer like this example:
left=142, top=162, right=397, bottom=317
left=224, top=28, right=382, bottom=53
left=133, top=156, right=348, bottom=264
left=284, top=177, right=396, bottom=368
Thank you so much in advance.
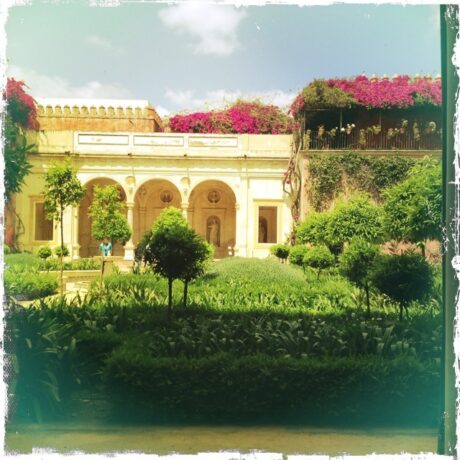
left=290, top=75, right=442, bottom=117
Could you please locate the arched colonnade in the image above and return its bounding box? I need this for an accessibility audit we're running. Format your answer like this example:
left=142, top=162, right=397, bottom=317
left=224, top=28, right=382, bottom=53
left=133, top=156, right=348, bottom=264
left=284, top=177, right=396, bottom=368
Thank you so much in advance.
left=77, top=177, right=237, bottom=259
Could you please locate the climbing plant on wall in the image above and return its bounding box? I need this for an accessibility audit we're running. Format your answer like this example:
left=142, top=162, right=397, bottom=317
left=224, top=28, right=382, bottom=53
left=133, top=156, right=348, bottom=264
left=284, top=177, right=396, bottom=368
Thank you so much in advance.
left=307, top=152, right=416, bottom=211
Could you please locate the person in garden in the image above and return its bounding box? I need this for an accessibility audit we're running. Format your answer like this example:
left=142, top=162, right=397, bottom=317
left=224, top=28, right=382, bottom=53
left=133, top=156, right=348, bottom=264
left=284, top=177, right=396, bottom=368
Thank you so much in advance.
left=99, top=237, right=112, bottom=257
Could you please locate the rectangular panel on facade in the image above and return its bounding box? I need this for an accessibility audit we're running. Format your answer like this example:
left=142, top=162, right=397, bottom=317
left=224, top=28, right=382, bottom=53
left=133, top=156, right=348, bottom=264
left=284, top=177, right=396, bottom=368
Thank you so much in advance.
left=34, top=202, right=53, bottom=241
left=258, top=206, right=277, bottom=244
left=78, top=134, right=130, bottom=145
left=133, top=135, right=185, bottom=147
left=188, top=136, right=238, bottom=148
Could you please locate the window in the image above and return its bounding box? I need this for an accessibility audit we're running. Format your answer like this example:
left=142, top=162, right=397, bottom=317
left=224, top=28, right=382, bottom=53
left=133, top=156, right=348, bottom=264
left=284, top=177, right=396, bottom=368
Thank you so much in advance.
left=34, top=202, right=53, bottom=241
left=258, top=206, right=277, bottom=243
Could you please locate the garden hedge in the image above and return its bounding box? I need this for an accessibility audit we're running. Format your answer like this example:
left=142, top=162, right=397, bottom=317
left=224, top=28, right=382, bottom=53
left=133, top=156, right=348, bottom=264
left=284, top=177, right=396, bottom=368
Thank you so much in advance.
left=104, top=350, right=439, bottom=426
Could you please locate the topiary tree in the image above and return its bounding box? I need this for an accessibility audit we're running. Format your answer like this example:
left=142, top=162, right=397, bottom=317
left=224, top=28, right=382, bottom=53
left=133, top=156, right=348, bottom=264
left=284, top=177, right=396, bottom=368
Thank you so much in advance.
left=339, top=238, right=380, bottom=316
left=141, top=208, right=212, bottom=315
left=369, top=251, right=434, bottom=321
left=382, top=158, right=441, bottom=257
left=37, top=246, right=52, bottom=261
left=303, top=245, right=335, bottom=279
left=43, top=161, right=85, bottom=295
left=288, top=245, right=308, bottom=267
left=270, top=244, right=290, bottom=263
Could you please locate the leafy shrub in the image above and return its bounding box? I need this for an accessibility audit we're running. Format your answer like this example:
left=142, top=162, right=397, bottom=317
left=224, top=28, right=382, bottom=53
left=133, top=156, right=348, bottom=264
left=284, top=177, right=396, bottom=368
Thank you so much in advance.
left=4, top=244, right=11, bottom=255
left=104, top=350, right=439, bottom=425
left=328, top=194, right=384, bottom=245
left=54, top=246, right=69, bottom=257
left=4, top=267, right=58, bottom=300
left=270, top=244, right=290, bottom=262
left=288, top=245, right=308, bottom=266
left=37, top=246, right=52, bottom=260
left=339, top=239, right=380, bottom=315
left=5, top=304, right=79, bottom=422
left=370, top=252, right=434, bottom=320
left=303, top=246, right=335, bottom=279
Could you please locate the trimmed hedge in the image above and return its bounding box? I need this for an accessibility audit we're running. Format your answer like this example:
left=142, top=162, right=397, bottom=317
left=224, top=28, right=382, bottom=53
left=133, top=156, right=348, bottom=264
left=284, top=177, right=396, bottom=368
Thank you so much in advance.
left=4, top=269, right=58, bottom=300
left=104, top=349, right=439, bottom=425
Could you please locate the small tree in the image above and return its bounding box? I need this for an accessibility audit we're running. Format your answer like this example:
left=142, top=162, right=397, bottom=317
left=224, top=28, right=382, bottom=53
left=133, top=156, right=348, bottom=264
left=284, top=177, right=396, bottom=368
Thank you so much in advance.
left=303, top=245, right=335, bottom=279
left=382, top=158, right=441, bottom=256
left=44, top=161, right=85, bottom=295
left=288, top=245, right=308, bottom=267
left=37, top=246, right=52, bottom=261
left=270, top=244, right=290, bottom=263
left=142, top=208, right=211, bottom=315
left=339, top=238, right=379, bottom=316
left=369, top=251, right=434, bottom=321
left=88, top=185, right=131, bottom=279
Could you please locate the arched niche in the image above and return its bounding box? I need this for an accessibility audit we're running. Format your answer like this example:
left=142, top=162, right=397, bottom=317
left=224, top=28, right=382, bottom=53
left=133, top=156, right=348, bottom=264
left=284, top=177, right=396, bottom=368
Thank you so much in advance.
left=133, top=179, right=182, bottom=245
left=78, top=178, right=127, bottom=257
left=188, top=180, right=236, bottom=258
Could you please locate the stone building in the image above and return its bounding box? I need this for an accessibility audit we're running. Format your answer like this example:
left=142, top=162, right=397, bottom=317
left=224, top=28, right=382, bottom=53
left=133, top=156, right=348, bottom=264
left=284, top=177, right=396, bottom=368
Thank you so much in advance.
left=15, top=98, right=294, bottom=260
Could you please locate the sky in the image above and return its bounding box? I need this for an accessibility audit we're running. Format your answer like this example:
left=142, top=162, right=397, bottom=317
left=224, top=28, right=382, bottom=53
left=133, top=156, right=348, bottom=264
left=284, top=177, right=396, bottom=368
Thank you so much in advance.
left=5, top=2, right=441, bottom=117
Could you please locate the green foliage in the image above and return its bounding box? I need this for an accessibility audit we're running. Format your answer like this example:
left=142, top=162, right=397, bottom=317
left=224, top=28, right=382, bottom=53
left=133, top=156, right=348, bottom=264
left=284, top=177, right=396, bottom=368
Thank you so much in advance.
left=5, top=252, right=40, bottom=268
left=303, top=245, right=335, bottom=278
left=54, top=246, right=69, bottom=257
left=339, top=239, right=380, bottom=314
left=4, top=267, right=58, bottom=300
left=43, top=161, right=86, bottom=223
left=383, top=158, right=441, bottom=244
left=43, top=161, right=85, bottom=295
left=370, top=252, right=434, bottom=320
left=6, top=304, right=79, bottom=422
left=328, top=195, right=384, bottom=244
left=298, top=195, right=383, bottom=254
left=141, top=208, right=212, bottom=311
left=288, top=245, right=308, bottom=266
left=308, top=152, right=415, bottom=211
left=39, top=257, right=100, bottom=271
left=88, top=185, right=131, bottom=246
left=104, top=350, right=439, bottom=424
left=37, top=246, right=52, bottom=260
left=270, top=244, right=290, bottom=261
left=4, top=244, right=11, bottom=255
left=299, top=80, right=357, bottom=110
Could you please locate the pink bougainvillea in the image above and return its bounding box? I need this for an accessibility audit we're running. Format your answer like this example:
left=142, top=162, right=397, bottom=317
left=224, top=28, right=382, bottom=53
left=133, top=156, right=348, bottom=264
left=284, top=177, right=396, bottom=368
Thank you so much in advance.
left=4, top=78, right=39, bottom=130
left=169, top=101, right=296, bottom=134
left=290, top=75, right=442, bottom=117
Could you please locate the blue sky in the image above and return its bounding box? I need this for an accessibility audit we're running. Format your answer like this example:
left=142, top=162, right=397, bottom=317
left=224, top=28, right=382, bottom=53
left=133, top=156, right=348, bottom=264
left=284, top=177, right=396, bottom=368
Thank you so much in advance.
left=5, top=2, right=441, bottom=117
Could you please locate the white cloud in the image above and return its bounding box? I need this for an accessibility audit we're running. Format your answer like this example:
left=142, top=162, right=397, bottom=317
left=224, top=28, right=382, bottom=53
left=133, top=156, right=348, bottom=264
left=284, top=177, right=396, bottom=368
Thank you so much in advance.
left=85, top=34, right=124, bottom=55
left=7, top=65, right=134, bottom=99
left=165, top=88, right=297, bottom=114
left=155, top=105, right=171, bottom=118
left=159, top=3, right=246, bottom=56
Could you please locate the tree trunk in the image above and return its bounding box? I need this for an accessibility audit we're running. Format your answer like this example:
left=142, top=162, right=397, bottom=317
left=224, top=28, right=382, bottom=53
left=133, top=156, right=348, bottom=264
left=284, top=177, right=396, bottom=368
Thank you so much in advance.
left=183, top=280, right=188, bottom=308
left=168, top=278, right=173, bottom=318
left=60, top=208, right=64, bottom=297
left=399, top=303, right=403, bottom=322
left=365, top=285, right=371, bottom=317
left=421, top=241, right=426, bottom=259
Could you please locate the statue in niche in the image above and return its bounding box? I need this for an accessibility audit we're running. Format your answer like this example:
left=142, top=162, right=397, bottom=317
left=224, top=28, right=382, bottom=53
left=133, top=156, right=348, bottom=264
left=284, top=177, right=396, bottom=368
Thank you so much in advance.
left=160, top=189, right=173, bottom=204
left=206, top=216, right=220, bottom=247
left=259, top=217, right=268, bottom=243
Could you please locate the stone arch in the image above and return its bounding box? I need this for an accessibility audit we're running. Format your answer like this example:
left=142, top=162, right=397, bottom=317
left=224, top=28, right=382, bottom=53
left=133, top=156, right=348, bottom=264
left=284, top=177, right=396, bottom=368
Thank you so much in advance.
left=188, top=180, right=236, bottom=258
left=133, top=179, right=182, bottom=245
left=78, top=178, right=127, bottom=258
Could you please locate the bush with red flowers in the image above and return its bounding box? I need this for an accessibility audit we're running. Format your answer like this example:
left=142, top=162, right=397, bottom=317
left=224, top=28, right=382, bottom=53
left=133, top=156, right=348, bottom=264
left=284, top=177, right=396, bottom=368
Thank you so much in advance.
left=169, top=100, right=296, bottom=134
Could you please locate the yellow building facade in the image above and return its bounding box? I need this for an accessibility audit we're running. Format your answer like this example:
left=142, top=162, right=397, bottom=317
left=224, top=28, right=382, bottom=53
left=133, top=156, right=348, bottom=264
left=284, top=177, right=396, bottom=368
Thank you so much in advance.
left=15, top=98, right=294, bottom=260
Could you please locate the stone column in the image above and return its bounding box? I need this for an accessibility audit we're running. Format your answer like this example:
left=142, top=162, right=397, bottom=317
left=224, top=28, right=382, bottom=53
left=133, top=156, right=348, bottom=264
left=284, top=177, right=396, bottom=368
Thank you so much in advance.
left=124, top=202, right=135, bottom=260
left=71, top=206, right=81, bottom=259
left=181, top=201, right=189, bottom=219
left=234, top=203, right=247, bottom=257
